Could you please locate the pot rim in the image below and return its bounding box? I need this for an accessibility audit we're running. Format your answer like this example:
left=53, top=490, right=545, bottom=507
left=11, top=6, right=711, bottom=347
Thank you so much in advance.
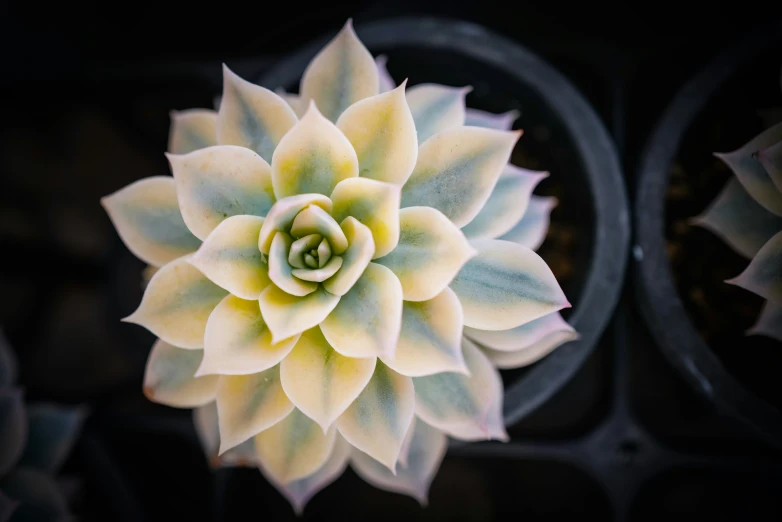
left=259, top=16, right=629, bottom=428
left=634, top=19, right=782, bottom=450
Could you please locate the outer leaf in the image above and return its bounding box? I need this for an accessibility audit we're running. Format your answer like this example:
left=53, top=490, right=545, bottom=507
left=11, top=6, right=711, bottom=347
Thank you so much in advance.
left=350, top=418, right=446, bottom=505
left=189, top=215, right=270, bottom=300
left=715, top=122, right=782, bottom=216
left=450, top=239, right=570, bottom=330
left=280, top=328, right=376, bottom=431
left=401, top=127, right=521, bottom=227
left=331, top=177, right=401, bottom=258
left=216, top=366, right=294, bottom=454
left=254, top=408, right=338, bottom=483
left=0, top=389, right=26, bottom=476
left=381, top=287, right=467, bottom=377
left=757, top=139, right=782, bottom=193
left=482, top=329, right=579, bottom=369
left=375, top=55, right=396, bottom=93
left=322, top=217, right=375, bottom=296
left=464, top=311, right=575, bottom=352
left=299, top=19, right=379, bottom=123
left=260, top=434, right=351, bottom=515
left=0, top=488, right=17, bottom=522
left=747, top=301, right=782, bottom=341
left=0, top=469, right=67, bottom=520
left=0, top=330, right=17, bottom=389
left=692, top=178, right=782, bottom=259
left=168, top=109, right=218, bottom=154
left=726, top=230, right=782, bottom=304
left=337, top=362, right=414, bottom=472
left=397, top=418, right=416, bottom=469
left=268, top=231, right=318, bottom=297
left=413, top=338, right=508, bottom=441
left=217, top=65, right=298, bottom=163
left=193, top=402, right=261, bottom=468
left=460, top=165, right=548, bottom=239
left=321, top=263, right=402, bottom=358
left=143, top=340, right=218, bottom=408
left=375, top=206, right=476, bottom=301
left=101, top=176, right=202, bottom=267
left=168, top=145, right=276, bottom=240
left=336, top=82, right=418, bottom=185
left=198, top=295, right=299, bottom=376
left=271, top=101, right=359, bottom=199
left=258, top=285, right=340, bottom=344
left=123, top=255, right=228, bottom=348
left=406, top=83, right=470, bottom=144
left=275, top=88, right=305, bottom=117
left=498, top=195, right=557, bottom=251
left=258, top=194, right=332, bottom=254
left=18, top=404, right=86, bottom=473
left=464, top=108, right=519, bottom=131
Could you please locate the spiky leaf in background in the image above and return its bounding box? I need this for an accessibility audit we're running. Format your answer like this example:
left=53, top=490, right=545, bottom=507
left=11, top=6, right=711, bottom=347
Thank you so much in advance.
left=102, top=19, right=578, bottom=514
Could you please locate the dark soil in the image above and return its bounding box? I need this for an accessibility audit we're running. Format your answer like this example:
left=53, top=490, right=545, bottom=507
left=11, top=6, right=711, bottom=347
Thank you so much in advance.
left=665, top=44, right=782, bottom=412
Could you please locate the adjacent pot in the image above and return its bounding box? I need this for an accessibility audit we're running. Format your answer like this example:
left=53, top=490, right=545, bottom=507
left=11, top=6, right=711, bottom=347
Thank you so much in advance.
left=260, top=17, right=629, bottom=427
left=635, top=20, right=782, bottom=449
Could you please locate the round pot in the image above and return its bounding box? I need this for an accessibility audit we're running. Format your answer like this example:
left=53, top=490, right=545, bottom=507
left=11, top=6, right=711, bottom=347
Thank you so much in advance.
left=635, top=20, right=782, bottom=449
left=259, top=16, right=629, bottom=427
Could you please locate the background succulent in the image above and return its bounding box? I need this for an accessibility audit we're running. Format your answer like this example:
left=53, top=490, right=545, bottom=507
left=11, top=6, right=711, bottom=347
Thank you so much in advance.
left=0, top=331, right=85, bottom=522
left=101, top=19, right=577, bottom=514
left=692, top=73, right=782, bottom=342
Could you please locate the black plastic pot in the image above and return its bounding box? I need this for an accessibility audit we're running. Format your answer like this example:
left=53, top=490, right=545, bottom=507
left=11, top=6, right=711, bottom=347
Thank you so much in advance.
left=260, top=17, right=629, bottom=428
left=635, top=21, right=782, bottom=450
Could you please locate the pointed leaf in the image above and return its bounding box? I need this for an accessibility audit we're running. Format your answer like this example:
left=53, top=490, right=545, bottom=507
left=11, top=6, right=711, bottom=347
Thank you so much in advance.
left=168, top=109, right=217, bottom=154
left=331, top=177, right=401, bottom=258
left=757, top=139, right=782, bottom=193
left=261, top=434, right=351, bottom=515
left=401, top=127, right=521, bottom=227
left=123, top=255, right=228, bottom=348
left=280, top=328, right=376, bottom=431
left=726, top=230, right=782, bottom=303
left=258, top=194, right=332, bottom=254
left=217, top=65, right=298, bottom=163
left=0, top=389, right=26, bottom=476
left=19, top=404, right=86, bottom=473
left=193, top=402, right=261, bottom=468
left=322, top=217, right=375, bottom=296
left=375, top=206, right=476, bottom=301
left=406, top=83, right=469, bottom=144
left=482, top=328, right=579, bottom=369
left=168, top=145, right=276, bottom=240
left=350, top=418, right=446, bottom=505
left=747, top=301, right=782, bottom=341
left=275, top=88, right=304, bottom=117
left=498, top=195, right=557, bottom=251
left=337, top=362, right=414, bottom=471
left=464, top=108, right=519, bottom=130
left=143, top=340, right=218, bottom=408
left=189, top=215, right=270, bottom=300
left=413, top=338, right=508, bottom=441
left=0, top=330, right=17, bottom=388
left=381, top=287, right=467, bottom=377
left=336, top=83, right=418, bottom=185
left=464, top=311, right=575, bottom=352
left=101, top=176, right=202, bottom=267
left=0, top=469, right=67, bottom=520
left=461, top=165, right=548, bottom=239
left=320, top=263, right=402, bottom=359
left=375, top=55, right=396, bottom=93
left=199, top=295, right=299, bottom=376
left=716, top=122, right=782, bottom=216
left=268, top=231, right=318, bottom=296
left=271, top=102, right=359, bottom=199
left=450, top=239, right=570, bottom=331
left=216, top=366, right=295, bottom=454
left=299, top=20, right=379, bottom=123
left=254, top=408, right=338, bottom=483
left=397, top=418, right=416, bottom=469
left=692, top=178, right=782, bottom=259
left=258, top=285, right=340, bottom=343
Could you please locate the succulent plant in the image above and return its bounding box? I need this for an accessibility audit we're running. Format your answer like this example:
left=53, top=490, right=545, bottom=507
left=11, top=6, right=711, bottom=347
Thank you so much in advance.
left=102, top=20, right=577, bottom=513
left=692, top=76, right=782, bottom=343
left=0, top=330, right=85, bottom=522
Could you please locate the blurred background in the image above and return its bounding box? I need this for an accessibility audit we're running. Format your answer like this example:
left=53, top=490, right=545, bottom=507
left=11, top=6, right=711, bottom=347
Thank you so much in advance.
left=1, top=1, right=782, bottom=521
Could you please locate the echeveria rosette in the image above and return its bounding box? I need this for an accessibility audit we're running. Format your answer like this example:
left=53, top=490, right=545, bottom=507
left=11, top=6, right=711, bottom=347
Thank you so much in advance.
left=0, top=330, right=86, bottom=522
left=692, top=120, right=782, bottom=342
left=101, top=20, right=576, bottom=513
